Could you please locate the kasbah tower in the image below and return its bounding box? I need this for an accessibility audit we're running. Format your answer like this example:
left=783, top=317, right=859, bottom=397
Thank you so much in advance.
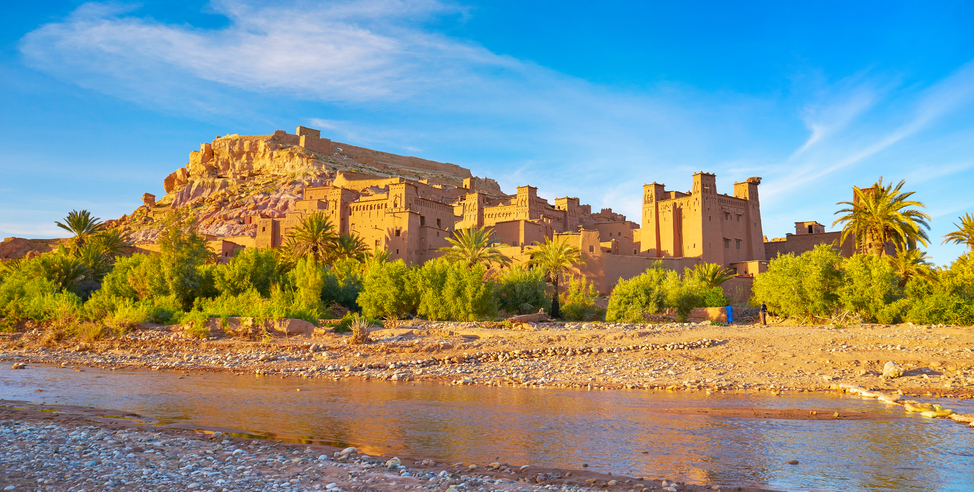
left=641, top=173, right=765, bottom=276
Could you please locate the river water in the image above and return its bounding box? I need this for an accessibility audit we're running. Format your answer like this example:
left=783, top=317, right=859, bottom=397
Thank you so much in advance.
left=2, top=365, right=973, bottom=491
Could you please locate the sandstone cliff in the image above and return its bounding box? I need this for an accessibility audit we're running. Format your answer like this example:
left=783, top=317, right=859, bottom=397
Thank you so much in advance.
left=118, top=128, right=503, bottom=244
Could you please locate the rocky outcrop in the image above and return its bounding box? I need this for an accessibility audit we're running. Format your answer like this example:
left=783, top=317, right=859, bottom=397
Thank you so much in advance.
left=123, top=127, right=506, bottom=244
left=0, top=237, right=31, bottom=259
left=0, top=237, right=62, bottom=260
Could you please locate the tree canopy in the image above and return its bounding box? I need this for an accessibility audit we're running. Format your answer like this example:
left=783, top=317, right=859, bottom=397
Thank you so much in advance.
left=833, top=178, right=930, bottom=256
left=438, top=226, right=510, bottom=270
left=527, top=236, right=584, bottom=318
left=942, top=212, right=974, bottom=252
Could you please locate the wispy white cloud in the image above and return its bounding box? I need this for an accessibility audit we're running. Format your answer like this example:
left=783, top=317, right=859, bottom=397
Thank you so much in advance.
left=19, top=0, right=514, bottom=106
left=12, top=1, right=974, bottom=264
left=763, top=61, right=974, bottom=202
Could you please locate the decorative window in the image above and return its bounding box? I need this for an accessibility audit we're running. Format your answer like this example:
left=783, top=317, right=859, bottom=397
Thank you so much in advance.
left=736, top=239, right=741, bottom=249
left=724, top=238, right=730, bottom=248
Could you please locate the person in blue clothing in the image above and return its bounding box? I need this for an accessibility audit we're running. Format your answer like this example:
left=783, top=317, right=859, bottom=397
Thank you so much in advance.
left=725, top=304, right=733, bottom=325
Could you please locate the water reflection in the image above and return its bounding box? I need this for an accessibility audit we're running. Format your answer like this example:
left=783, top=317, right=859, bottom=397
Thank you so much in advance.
left=2, top=365, right=972, bottom=491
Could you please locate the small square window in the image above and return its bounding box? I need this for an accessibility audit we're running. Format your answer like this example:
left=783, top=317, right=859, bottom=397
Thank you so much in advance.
left=736, top=239, right=741, bottom=249
left=395, top=229, right=401, bottom=237
left=724, top=239, right=730, bottom=248
left=589, top=245, right=595, bottom=253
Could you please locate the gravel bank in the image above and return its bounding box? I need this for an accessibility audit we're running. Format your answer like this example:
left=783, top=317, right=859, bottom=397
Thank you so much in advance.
left=2, top=320, right=972, bottom=398
left=0, top=403, right=750, bottom=492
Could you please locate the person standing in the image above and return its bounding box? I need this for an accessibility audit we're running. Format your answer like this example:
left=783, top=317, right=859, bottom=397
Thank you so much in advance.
left=760, top=302, right=768, bottom=325
left=725, top=304, right=733, bottom=325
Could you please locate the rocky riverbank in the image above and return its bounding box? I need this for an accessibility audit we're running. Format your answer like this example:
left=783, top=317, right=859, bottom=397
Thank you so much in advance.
left=2, top=320, right=972, bottom=398
left=2, top=320, right=973, bottom=491
left=0, top=401, right=759, bottom=492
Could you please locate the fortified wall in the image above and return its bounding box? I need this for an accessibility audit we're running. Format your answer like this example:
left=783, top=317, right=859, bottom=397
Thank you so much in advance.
left=764, top=221, right=856, bottom=260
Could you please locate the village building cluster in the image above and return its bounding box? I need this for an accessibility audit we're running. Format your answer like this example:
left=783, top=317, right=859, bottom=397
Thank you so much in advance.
left=246, top=127, right=860, bottom=296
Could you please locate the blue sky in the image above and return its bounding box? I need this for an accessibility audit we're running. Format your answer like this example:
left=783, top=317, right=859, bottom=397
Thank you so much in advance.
left=2, top=0, right=973, bottom=265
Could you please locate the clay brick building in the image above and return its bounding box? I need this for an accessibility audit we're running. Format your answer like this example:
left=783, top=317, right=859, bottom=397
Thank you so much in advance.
left=248, top=126, right=774, bottom=295
left=764, top=221, right=856, bottom=260
left=640, top=173, right=766, bottom=276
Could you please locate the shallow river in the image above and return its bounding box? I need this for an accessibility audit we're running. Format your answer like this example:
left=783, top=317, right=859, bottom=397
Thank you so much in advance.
left=2, top=365, right=973, bottom=491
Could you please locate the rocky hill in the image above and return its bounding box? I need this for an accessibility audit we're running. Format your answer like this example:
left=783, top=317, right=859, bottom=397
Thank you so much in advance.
left=117, top=127, right=504, bottom=244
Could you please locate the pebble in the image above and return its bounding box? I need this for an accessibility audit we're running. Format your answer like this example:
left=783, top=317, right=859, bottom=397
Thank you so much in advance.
left=0, top=420, right=610, bottom=491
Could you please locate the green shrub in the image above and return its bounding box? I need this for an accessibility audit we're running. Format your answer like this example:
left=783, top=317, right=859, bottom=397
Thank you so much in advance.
left=605, top=263, right=671, bottom=322
left=904, top=293, right=974, bottom=326
left=701, top=286, right=729, bottom=308
left=357, top=259, right=415, bottom=319
left=289, top=257, right=326, bottom=316
left=560, top=275, right=600, bottom=321
left=97, top=254, right=148, bottom=300
left=147, top=295, right=184, bottom=324
left=181, top=311, right=210, bottom=339
left=877, top=298, right=911, bottom=324
left=156, top=211, right=216, bottom=309
left=328, top=257, right=363, bottom=309
left=0, top=266, right=83, bottom=323
left=838, top=254, right=901, bottom=322
left=409, top=259, right=497, bottom=321
left=496, top=266, right=551, bottom=315
left=752, top=245, right=843, bottom=321
left=410, top=258, right=452, bottom=320
left=332, top=312, right=382, bottom=333
left=214, top=247, right=280, bottom=297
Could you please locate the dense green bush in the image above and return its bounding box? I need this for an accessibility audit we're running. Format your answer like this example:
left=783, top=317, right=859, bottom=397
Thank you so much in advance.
left=664, top=272, right=703, bottom=322
left=495, top=266, right=550, bottom=315
left=605, top=263, right=672, bottom=322
left=357, top=259, right=415, bottom=319
left=837, top=254, right=900, bottom=322
left=700, top=286, right=729, bottom=308
left=752, top=245, right=844, bottom=321
left=409, top=259, right=497, bottom=321
left=904, top=293, right=974, bottom=325
left=560, top=275, right=601, bottom=321
left=214, top=247, right=280, bottom=297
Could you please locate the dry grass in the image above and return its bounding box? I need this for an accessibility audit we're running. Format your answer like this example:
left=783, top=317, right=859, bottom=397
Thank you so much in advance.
left=347, top=315, right=373, bottom=345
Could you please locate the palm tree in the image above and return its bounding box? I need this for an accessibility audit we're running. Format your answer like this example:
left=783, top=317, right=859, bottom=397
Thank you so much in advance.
left=33, top=253, right=90, bottom=292
left=283, top=212, right=338, bottom=264
left=332, top=233, right=369, bottom=262
left=833, top=178, right=930, bottom=256
left=942, top=212, right=974, bottom=252
left=688, top=263, right=736, bottom=289
left=888, top=246, right=936, bottom=287
left=74, top=241, right=112, bottom=281
left=527, top=236, right=585, bottom=319
left=438, top=226, right=511, bottom=269
left=55, top=209, right=104, bottom=249
left=91, top=228, right=132, bottom=259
